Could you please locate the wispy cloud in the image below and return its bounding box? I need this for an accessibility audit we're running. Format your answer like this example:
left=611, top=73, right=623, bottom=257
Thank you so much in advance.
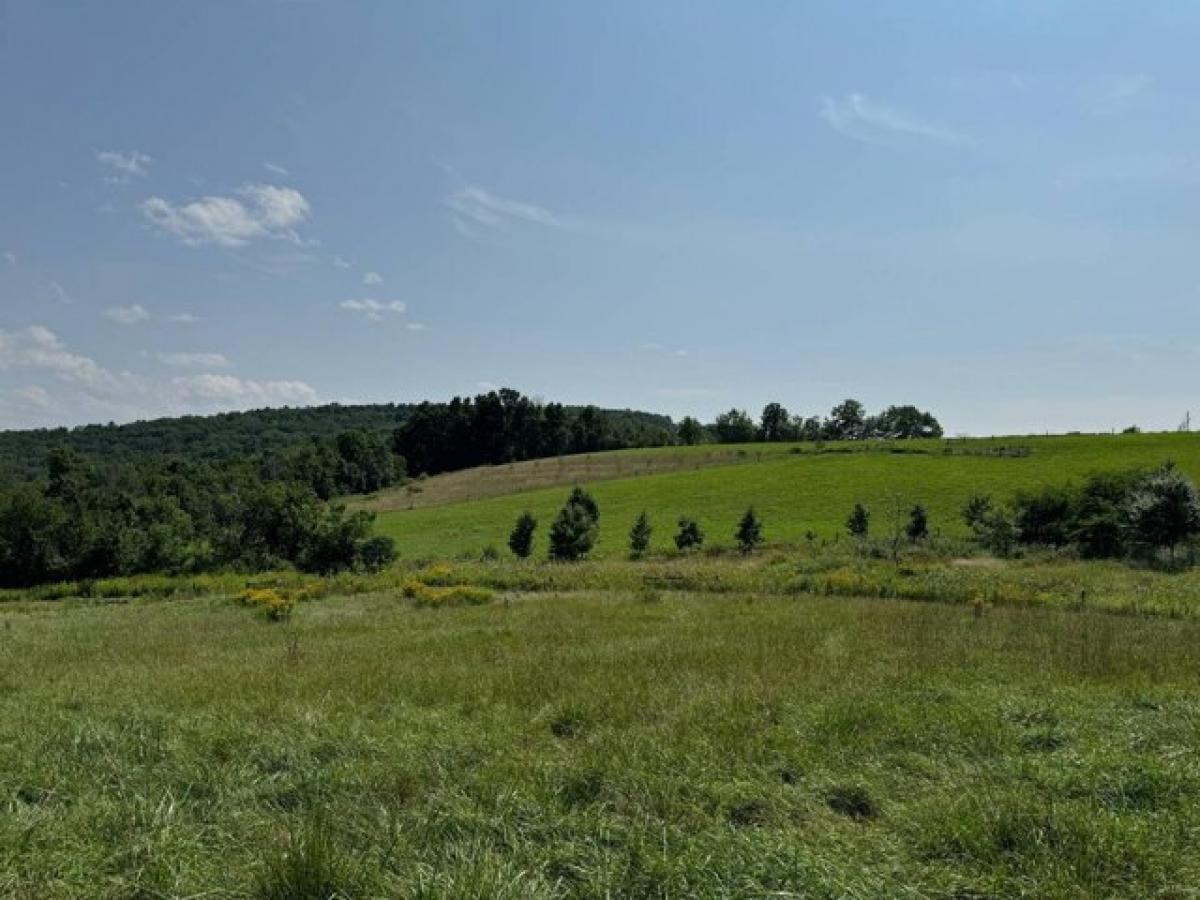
left=406, top=322, right=426, bottom=331
left=0, top=325, right=113, bottom=387
left=445, top=184, right=562, bottom=235
left=339, top=298, right=407, bottom=322
left=820, top=93, right=971, bottom=147
left=141, top=184, right=311, bottom=248
left=155, top=351, right=231, bottom=369
left=97, top=149, right=152, bottom=178
left=3, top=251, right=15, bottom=266
left=168, top=312, right=201, bottom=325
left=0, top=326, right=319, bottom=427
left=1088, top=73, right=1153, bottom=115
left=171, top=373, right=318, bottom=407
left=44, top=281, right=72, bottom=305
left=333, top=255, right=352, bottom=269
left=640, top=341, right=688, bottom=358
left=105, top=304, right=150, bottom=325
left=363, top=271, right=383, bottom=286
left=263, top=161, right=291, bottom=177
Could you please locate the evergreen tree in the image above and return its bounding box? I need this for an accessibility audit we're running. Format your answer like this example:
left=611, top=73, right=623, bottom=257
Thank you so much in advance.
left=629, top=511, right=652, bottom=558
left=508, top=511, right=538, bottom=558
left=674, top=516, right=704, bottom=551
left=906, top=504, right=929, bottom=541
left=735, top=507, right=763, bottom=553
left=847, top=503, right=870, bottom=539
left=549, top=489, right=600, bottom=561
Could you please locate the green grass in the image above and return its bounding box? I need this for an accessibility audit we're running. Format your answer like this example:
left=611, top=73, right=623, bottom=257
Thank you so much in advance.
left=3, top=585, right=1200, bottom=897
left=373, top=432, right=1200, bottom=560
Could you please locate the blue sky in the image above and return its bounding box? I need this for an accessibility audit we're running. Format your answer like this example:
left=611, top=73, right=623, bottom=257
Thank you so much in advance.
left=2, top=1, right=1199, bottom=435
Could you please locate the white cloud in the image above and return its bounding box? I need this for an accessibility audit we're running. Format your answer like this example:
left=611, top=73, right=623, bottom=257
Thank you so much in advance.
left=168, top=312, right=201, bottom=324
left=820, top=93, right=971, bottom=147
left=45, top=281, right=72, bottom=304
left=0, top=326, right=319, bottom=427
left=97, top=149, right=152, bottom=177
left=155, top=351, right=231, bottom=369
left=263, top=161, right=291, bottom=176
left=340, top=298, right=406, bottom=322
left=171, top=373, right=318, bottom=407
left=105, top=304, right=151, bottom=325
left=446, top=184, right=562, bottom=232
left=0, top=325, right=112, bottom=387
left=141, top=183, right=311, bottom=247
left=3, top=251, right=15, bottom=266
left=333, top=255, right=352, bottom=269
left=406, top=322, right=426, bottom=331
left=363, top=271, right=383, bottom=285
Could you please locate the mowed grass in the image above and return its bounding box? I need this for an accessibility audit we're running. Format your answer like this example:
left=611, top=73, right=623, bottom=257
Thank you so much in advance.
left=2, top=588, right=1200, bottom=897
left=373, top=432, right=1200, bottom=560
left=354, top=444, right=802, bottom=512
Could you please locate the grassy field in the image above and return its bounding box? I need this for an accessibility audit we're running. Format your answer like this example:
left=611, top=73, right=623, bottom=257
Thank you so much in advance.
left=3, top=585, right=1200, bottom=898
left=8, top=431, right=1200, bottom=897
left=370, top=432, right=1200, bottom=560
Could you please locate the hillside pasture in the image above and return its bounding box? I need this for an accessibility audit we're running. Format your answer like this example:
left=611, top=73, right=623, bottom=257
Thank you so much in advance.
left=372, top=432, right=1200, bottom=560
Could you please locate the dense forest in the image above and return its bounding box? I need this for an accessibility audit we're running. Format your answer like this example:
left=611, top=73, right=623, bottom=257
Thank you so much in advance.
left=0, top=398, right=674, bottom=485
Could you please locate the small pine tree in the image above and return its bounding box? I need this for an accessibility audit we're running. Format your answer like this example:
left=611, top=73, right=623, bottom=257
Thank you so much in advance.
left=735, top=507, right=763, bottom=553
left=906, top=504, right=928, bottom=542
left=675, top=516, right=704, bottom=551
left=629, top=511, right=652, bottom=558
left=548, top=489, right=600, bottom=561
left=847, top=503, right=870, bottom=539
left=507, top=511, right=537, bottom=558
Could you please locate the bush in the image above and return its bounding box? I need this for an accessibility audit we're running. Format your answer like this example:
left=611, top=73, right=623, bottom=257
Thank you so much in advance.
left=675, top=517, right=704, bottom=551
left=401, top=580, right=495, bottom=607
left=1012, top=486, right=1074, bottom=547
left=1126, top=464, right=1200, bottom=561
left=847, top=503, right=870, bottom=539
left=735, top=507, right=763, bottom=553
left=629, top=511, right=652, bottom=559
left=508, top=511, right=537, bottom=558
left=240, top=587, right=295, bottom=621
left=549, top=488, right=599, bottom=561
left=357, top=535, right=397, bottom=572
left=906, top=505, right=928, bottom=542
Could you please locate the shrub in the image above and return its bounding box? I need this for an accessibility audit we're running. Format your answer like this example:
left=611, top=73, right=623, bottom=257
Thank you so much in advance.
left=508, top=511, right=537, bottom=558
left=735, top=507, right=763, bottom=553
left=240, top=587, right=295, bottom=621
left=906, top=504, right=928, bottom=541
left=847, top=503, right=870, bottom=539
left=1012, top=485, right=1075, bottom=547
left=400, top=580, right=495, bottom=607
left=629, top=511, right=652, bottom=559
left=675, top=517, right=704, bottom=551
left=357, top=535, right=397, bottom=572
left=1125, top=464, right=1200, bottom=561
left=549, top=489, right=599, bottom=561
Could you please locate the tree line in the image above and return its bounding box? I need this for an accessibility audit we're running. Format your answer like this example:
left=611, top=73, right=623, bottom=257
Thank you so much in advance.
left=678, top=398, right=942, bottom=445
left=392, top=389, right=676, bottom=475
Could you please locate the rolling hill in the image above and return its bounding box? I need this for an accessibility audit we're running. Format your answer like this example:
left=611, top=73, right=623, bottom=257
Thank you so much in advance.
left=366, top=432, right=1200, bottom=559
